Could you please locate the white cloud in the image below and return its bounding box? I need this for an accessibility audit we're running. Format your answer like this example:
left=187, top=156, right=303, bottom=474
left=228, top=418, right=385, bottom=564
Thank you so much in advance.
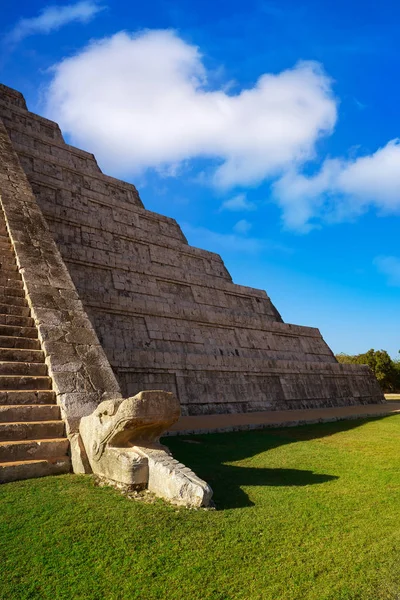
left=45, top=30, right=337, bottom=186
left=374, top=255, right=400, bottom=287
left=182, top=223, right=292, bottom=255
left=45, top=28, right=400, bottom=233
left=274, top=140, right=400, bottom=231
left=7, top=1, right=104, bottom=43
left=183, top=224, right=263, bottom=254
left=233, top=219, right=252, bottom=234
left=220, top=193, right=256, bottom=212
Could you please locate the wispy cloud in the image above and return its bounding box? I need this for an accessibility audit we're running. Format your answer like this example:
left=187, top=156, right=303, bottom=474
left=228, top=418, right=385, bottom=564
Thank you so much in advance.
left=353, top=97, right=367, bottom=110
left=220, top=193, right=256, bottom=212
left=6, top=1, right=105, bottom=44
left=183, top=224, right=263, bottom=254
left=182, top=223, right=291, bottom=255
left=260, top=2, right=288, bottom=18
left=374, top=255, right=400, bottom=287
left=233, top=219, right=252, bottom=234
left=274, top=139, right=400, bottom=232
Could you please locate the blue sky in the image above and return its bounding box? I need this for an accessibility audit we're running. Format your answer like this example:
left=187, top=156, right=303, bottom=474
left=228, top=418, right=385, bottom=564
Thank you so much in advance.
left=1, top=0, right=400, bottom=357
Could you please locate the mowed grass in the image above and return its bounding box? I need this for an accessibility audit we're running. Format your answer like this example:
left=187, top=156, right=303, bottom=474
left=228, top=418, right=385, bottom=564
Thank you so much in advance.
left=2, top=417, right=400, bottom=600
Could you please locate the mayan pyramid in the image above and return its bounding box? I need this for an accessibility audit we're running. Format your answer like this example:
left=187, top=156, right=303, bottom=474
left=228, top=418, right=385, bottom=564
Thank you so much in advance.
left=0, top=82, right=383, bottom=438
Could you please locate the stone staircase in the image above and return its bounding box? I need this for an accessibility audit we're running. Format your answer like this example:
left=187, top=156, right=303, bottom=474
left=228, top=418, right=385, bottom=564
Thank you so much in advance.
left=0, top=213, right=70, bottom=483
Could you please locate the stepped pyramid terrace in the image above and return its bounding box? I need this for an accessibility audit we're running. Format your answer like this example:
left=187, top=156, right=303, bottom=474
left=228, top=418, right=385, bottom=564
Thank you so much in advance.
left=0, top=83, right=384, bottom=503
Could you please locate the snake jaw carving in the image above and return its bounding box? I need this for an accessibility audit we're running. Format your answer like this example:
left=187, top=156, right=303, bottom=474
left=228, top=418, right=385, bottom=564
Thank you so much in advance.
left=79, top=390, right=212, bottom=507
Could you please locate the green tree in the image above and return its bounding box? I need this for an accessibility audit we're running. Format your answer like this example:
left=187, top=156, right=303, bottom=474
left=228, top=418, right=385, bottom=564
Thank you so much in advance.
left=336, top=349, right=400, bottom=392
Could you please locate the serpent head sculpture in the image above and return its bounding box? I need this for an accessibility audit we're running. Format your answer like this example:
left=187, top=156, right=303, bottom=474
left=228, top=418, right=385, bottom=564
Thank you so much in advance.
left=79, top=390, right=212, bottom=507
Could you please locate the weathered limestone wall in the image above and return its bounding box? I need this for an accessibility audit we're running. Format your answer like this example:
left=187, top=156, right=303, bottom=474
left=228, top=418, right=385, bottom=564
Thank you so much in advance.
left=0, top=84, right=385, bottom=414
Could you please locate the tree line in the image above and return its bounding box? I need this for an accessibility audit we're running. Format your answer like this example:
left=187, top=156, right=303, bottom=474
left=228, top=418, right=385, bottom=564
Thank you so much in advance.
left=336, top=349, right=400, bottom=393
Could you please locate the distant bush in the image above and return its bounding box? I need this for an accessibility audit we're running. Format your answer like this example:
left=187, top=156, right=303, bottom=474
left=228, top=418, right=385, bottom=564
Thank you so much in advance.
left=336, top=349, right=400, bottom=392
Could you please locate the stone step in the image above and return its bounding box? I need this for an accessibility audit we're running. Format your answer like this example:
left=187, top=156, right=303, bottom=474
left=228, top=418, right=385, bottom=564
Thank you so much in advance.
left=0, top=227, right=70, bottom=484
left=0, top=336, right=40, bottom=349
left=0, top=438, right=69, bottom=462
left=0, top=362, right=47, bottom=376
left=0, top=457, right=71, bottom=484
left=0, top=272, right=22, bottom=285
left=0, top=259, right=17, bottom=272
left=0, top=324, right=37, bottom=338
left=0, top=421, right=65, bottom=442
left=0, top=295, right=27, bottom=307
left=0, top=268, right=18, bottom=277
left=0, top=404, right=60, bottom=422
left=0, top=303, right=30, bottom=317
left=0, top=390, right=56, bottom=405
left=0, top=285, right=25, bottom=298
left=0, top=314, right=34, bottom=327
left=0, top=237, right=11, bottom=249
left=0, top=348, right=44, bottom=363
left=0, top=375, right=52, bottom=390
left=0, top=247, right=12, bottom=258
left=0, top=249, right=18, bottom=262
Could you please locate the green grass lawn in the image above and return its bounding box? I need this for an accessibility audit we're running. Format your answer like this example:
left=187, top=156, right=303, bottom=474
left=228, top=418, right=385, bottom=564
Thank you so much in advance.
left=2, top=416, right=400, bottom=600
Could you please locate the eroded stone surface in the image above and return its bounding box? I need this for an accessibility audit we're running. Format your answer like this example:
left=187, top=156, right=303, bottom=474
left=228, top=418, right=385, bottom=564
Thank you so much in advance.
left=144, top=447, right=213, bottom=507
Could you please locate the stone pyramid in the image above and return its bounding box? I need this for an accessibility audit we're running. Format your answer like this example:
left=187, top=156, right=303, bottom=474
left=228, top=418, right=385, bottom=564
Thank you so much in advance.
left=0, top=83, right=383, bottom=430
